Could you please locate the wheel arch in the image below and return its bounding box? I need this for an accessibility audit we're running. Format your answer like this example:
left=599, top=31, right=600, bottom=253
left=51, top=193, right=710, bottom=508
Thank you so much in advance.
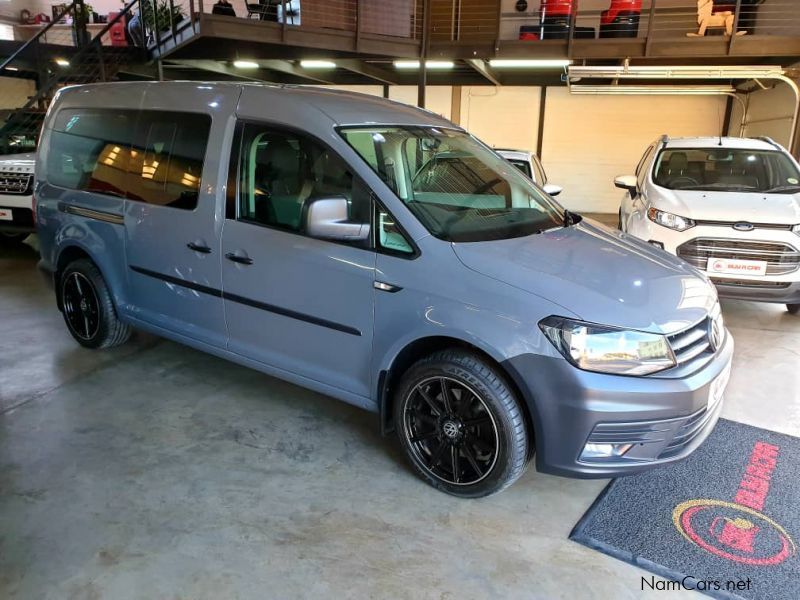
left=377, top=335, right=537, bottom=452
left=54, top=244, right=111, bottom=312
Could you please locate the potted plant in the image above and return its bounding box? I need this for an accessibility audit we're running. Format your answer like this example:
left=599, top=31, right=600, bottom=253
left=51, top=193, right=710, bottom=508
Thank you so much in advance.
left=72, top=2, right=94, bottom=46
left=140, top=0, right=185, bottom=34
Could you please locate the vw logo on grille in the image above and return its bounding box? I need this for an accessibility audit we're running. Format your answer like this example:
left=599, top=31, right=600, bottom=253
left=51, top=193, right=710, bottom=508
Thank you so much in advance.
left=733, top=222, right=755, bottom=232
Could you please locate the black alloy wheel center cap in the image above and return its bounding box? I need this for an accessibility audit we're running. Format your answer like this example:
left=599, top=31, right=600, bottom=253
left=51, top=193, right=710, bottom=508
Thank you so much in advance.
left=80, top=299, right=89, bottom=312
left=442, top=419, right=461, bottom=440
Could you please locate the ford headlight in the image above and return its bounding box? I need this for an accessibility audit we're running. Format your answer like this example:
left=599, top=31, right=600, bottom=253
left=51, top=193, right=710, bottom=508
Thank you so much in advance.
left=539, top=317, right=677, bottom=376
left=648, top=207, right=695, bottom=232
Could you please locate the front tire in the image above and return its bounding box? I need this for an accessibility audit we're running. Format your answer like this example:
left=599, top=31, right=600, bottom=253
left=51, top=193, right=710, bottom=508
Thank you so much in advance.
left=394, top=350, right=530, bottom=498
left=788, top=304, right=800, bottom=315
left=60, top=259, right=131, bottom=349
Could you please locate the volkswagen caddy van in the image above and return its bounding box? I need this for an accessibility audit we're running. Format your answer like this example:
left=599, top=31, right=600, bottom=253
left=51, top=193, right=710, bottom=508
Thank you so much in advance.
left=35, top=82, right=733, bottom=497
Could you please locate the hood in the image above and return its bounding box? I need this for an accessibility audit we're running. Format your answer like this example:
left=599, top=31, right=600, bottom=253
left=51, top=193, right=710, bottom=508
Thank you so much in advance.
left=653, top=187, right=800, bottom=225
left=452, top=220, right=716, bottom=335
left=0, top=153, right=35, bottom=173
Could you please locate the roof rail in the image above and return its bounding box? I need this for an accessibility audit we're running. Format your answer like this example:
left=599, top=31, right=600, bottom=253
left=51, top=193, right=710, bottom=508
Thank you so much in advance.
left=754, top=136, right=782, bottom=150
left=659, top=134, right=669, bottom=147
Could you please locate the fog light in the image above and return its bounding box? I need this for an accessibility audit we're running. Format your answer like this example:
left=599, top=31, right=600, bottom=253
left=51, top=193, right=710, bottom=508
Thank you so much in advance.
left=648, top=240, right=664, bottom=249
left=580, top=443, right=634, bottom=460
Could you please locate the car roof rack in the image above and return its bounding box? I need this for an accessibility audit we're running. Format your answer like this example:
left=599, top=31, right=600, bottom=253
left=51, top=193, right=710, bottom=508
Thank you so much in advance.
left=659, top=134, right=669, bottom=147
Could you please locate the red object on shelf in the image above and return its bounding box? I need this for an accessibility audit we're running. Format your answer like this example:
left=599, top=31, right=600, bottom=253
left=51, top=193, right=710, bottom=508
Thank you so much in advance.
left=601, top=0, right=642, bottom=25
left=519, top=31, right=540, bottom=40
left=540, top=0, right=574, bottom=18
left=108, top=12, right=128, bottom=47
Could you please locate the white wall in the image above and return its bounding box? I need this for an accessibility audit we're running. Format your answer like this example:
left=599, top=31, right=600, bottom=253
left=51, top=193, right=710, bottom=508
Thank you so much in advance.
left=460, top=86, right=540, bottom=153
left=389, top=85, right=451, bottom=121
left=0, top=76, right=35, bottom=109
left=541, top=89, right=727, bottom=212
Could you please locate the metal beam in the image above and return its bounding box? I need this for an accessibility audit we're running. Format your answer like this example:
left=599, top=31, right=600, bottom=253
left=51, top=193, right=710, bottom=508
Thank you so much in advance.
left=337, top=60, right=400, bottom=85
left=259, top=60, right=338, bottom=84
left=465, top=59, right=502, bottom=86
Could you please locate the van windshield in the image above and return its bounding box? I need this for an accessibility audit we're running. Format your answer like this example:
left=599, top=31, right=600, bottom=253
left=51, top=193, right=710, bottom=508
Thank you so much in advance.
left=653, top=148, right=800, bottom=194
left=339, top=126, right=564, bottom=242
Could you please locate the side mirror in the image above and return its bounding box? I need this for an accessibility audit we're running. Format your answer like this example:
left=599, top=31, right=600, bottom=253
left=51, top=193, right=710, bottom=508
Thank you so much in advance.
left=542, top=183, right=563, bottom=197
left=303, top=196, right=370, bottom=242
left=614, top=175, right=638, bottom=199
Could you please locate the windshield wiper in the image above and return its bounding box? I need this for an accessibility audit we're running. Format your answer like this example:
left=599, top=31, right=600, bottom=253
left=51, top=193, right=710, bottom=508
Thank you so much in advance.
left=678, top=183, right=758, bottom=192
left=763, top=185, right=800, bottom=194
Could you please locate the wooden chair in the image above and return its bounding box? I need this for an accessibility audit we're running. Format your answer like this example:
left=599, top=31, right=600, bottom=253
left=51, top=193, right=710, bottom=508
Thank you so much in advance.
left=687, top=0, right=746, bottom=37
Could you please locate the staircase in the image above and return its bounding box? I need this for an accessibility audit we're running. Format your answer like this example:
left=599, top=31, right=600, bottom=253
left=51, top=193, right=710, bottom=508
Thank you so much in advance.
left=0, top=0, right=165, bottom=155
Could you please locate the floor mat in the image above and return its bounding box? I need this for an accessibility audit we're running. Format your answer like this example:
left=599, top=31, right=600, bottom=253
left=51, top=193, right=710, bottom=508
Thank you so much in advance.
left=570, top=419, right=799, bottom=600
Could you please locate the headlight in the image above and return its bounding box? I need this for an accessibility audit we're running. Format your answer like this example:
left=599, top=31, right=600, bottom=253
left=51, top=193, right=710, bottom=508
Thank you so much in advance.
left=539, top=317, right=677, bottom=376
left=648, top=207, right=695, bottom=232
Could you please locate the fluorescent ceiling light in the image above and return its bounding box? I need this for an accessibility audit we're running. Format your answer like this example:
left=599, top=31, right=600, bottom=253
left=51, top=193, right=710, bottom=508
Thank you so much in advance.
left=233, top=60, right=259, bottom=69
left=300, top=60, right=337, bottom=69
left=394, top=60, right=455, bottom=70
left=489, top=59, right=571, bottom=68
left=568, top=65, right=784, bottom=81
left=55, top=58, right=70, bottom=67
left=4, top=66, right=19, bottom=72
left=570, top=85, right=736, bottom=96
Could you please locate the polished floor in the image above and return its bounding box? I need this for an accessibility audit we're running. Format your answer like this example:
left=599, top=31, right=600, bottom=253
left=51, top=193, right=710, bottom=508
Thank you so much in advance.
left=1, top=234, right=799, bottom=600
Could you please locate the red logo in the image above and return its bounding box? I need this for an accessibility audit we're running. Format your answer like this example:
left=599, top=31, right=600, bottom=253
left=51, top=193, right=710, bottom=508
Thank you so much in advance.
left=673, top=442, right=796, bottom=565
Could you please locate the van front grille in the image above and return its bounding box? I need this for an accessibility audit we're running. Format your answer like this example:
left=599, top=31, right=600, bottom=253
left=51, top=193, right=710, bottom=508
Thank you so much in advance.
left=711, top=278, right=792, bottom=289
left=0, top=172, right=32, bottom=195
left=667, top=317, right=715, bottom=367
left=677, top=238, right=800, bottom=276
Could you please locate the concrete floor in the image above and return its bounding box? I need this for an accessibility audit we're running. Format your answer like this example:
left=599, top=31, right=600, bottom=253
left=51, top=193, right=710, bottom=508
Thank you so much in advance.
left=2, top=233, right=799, bottom=600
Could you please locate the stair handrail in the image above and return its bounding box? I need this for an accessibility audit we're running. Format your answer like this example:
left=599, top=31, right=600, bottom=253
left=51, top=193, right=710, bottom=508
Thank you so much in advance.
left=0, top=2, right=78, bottom=72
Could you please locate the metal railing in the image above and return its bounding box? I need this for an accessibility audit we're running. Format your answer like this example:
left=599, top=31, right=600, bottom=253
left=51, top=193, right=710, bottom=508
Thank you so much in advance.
left=495, top=1, right=799, bottom=42
left=194, top=0, right=424, bottom=39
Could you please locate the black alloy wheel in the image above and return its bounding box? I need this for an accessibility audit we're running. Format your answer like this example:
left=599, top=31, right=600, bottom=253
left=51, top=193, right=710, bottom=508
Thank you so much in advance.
left=403, top=376, right=499, bottom=486
left=395, top=350, right=530, bottom=497
left=60, top=259, right=131, bottom=349
left=62, top=271, right=100, bottom=342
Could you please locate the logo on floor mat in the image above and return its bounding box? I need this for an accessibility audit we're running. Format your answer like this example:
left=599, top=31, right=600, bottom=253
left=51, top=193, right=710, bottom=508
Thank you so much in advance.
left=673, top=441, right=796, bottom=566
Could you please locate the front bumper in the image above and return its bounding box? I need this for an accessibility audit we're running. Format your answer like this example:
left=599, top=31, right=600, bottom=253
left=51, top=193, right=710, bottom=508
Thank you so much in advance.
left=0, top=203, right=35, bottom=234
left=627, top=219, right=800, bottom=304
left=503, top=330, right=734, bottom=478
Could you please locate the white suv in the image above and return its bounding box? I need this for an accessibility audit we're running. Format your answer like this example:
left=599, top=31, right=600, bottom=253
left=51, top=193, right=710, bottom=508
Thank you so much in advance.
left=0, top=152, right=36, bottom=244
left=617, top=136, right=800, bottom=314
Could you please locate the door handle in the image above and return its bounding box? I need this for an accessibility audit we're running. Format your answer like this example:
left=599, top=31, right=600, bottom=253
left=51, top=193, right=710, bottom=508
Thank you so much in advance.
left=187, top=242, right=212, bottom=254
left=225, top=252, right=253, bottom=265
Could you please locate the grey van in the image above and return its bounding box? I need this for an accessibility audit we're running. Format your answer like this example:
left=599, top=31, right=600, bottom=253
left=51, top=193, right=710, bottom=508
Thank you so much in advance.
left=35, top=82, right=733, bottom=497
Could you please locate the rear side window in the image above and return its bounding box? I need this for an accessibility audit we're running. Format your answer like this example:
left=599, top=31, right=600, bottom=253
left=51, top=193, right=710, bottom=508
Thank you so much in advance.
left=48, top=109, right=135, bottom=196
left=46, top=108, right=210, bottom=210
left=126, top=112, right=211, bottom=210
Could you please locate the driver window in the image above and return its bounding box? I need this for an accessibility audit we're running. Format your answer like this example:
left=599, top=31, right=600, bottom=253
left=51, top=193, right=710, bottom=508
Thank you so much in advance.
left=238, top=125, right=371, bottom=243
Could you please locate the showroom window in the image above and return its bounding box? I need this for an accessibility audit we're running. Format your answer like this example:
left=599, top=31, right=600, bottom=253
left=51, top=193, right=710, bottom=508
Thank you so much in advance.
left=48, top=109, right=136, bottom=196
left=126, top=112, right=211, bottom=210
left=236, top=124, right=373, bottom=247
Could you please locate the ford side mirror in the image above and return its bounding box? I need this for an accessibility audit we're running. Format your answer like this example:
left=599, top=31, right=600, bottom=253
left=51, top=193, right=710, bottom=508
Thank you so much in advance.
left=614, top=175, right=638, bottom=199
left=303, top=196, right=370, bottom=242
left=542, top=183, right=563, bottom=197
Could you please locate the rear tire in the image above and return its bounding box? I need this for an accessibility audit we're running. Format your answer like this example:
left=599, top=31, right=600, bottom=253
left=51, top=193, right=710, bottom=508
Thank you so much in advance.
left=60, top=259, right=131, bottom=349
left=394, top=350, right=530, bottom=498
left=788, top=304, right=800, bottom=315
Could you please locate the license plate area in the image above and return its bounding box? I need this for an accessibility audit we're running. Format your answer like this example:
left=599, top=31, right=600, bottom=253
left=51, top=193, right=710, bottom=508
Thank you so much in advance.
left=707, top=257, right=767, bottom=276
left=0, top=208, right=12, bottom=221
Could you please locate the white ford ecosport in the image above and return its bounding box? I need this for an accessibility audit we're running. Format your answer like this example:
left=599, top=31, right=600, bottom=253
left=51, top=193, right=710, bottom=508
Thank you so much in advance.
left=617, top=136, right=800, bottom=314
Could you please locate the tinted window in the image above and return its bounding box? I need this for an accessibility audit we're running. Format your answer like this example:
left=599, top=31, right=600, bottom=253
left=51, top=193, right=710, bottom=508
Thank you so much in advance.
left=237, top=124, right=372, bottom=246
left=653, top=148, right=800, bottom=193
left=126, top=112, right=210, bottom=209
left=48, top=109, right=135, bottom=196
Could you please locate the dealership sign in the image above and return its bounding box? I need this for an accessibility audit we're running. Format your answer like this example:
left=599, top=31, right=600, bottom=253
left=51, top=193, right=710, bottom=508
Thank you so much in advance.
left=673, top=441, right=796, bottom=566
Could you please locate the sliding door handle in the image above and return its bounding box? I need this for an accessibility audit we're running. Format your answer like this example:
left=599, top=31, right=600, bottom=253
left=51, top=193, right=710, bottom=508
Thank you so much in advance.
left=187, top=242, right=212, bottom=254
left=225, top=252, right=254, bottom=265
